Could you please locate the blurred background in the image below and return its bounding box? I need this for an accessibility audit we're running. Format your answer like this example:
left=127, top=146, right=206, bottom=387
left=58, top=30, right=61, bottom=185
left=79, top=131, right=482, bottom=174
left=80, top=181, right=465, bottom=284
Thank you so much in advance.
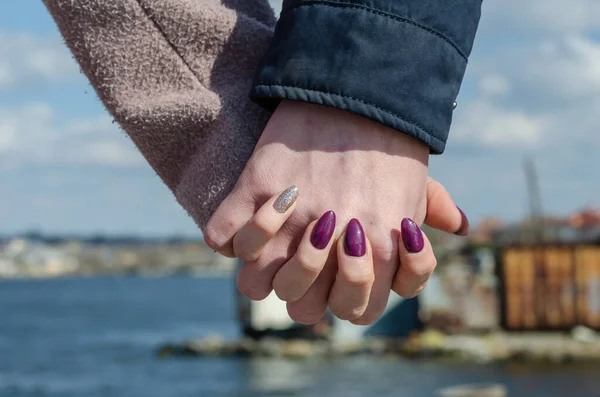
left=1, top=1, right=599, bottom=396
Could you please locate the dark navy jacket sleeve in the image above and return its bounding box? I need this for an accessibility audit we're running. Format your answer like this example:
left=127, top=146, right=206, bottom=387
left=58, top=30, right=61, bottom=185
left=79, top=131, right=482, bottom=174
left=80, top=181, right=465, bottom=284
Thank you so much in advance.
left=249, top=0, right=483, bottom=154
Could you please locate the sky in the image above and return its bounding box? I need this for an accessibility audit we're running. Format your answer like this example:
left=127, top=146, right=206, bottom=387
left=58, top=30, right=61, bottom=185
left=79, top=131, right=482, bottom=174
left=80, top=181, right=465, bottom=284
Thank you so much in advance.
left=0, top=1, right=599, bottom=237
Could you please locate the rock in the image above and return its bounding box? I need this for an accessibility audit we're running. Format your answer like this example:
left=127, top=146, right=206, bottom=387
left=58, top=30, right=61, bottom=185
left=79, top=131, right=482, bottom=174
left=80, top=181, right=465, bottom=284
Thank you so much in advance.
left=571, top=326, right=599, bottom=344
left=156, top=344, right=178, bottom=357
left=403, top=329, right=446, bottom=355
left=363, top=338, right=389, bottom=355
left=420, top=329, right=446, bottom=350
left=256, top=337, right=283, bottom=357
left=436, top=384, right=507, bottom=397
left=444, top=335, right=494, bottom=362
left=281, top=340, right=315, bottom=359
left=186, top=334, right=228, bottom=355
left=330, top=340, right=363, bottom=356
left=236, top=337, right=258, bottom=356
left=486, top=335, right=512, bottom=361
left=382, top=338, right=405, bottom=355
left=156, top=331, right=600, bottom=363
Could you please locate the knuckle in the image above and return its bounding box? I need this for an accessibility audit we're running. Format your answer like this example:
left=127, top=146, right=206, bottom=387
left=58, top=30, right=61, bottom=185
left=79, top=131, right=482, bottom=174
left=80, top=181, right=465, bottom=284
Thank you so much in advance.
left=405, top=257, right=436, bottom=279
left=427, top=180, right=446, bottom=202
left=236, top=273, right=271, bottom=301
left=395, top=288, right=418, bottom=299
left=273, top=285, right=291, bottom=302
left=274, top=287, right=300, bottom=303
left=233, top=236, right=261, bottom=263
left=370, top=241, right=395, bottom=264
left=249, top=216, right=276, bottom=240
left=413, top=282, right=428, bottom=296
left=287, top=306, right=324, bottom=325
left=296, top=253, right=323, bottom=277
left=203, top=225, right=223, bottom=251
left=343, top=269, right=374, bottom=287
left=237, top=251, right=260, bottom=263
left=392, top=278, right=428, bottom=299
left=333, top=305, right=366, bottom=322
left=272, top=277, right=301, bottom=303
left=204, top=219, right=236, bottom=256
left=350, top=313, right=377, bottom=326
left=349, top=303, right=385, bottom=326
left=392, top=279, right=417, bottom=299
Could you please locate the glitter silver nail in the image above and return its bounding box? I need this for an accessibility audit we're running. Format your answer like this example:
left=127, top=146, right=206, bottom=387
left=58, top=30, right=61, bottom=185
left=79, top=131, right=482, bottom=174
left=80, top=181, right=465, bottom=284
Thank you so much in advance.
left=273, top=185, right=299, bottom=213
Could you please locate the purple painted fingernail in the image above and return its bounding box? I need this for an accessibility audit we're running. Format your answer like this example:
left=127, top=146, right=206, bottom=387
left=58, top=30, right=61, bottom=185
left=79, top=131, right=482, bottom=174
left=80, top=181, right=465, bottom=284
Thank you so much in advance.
left=455, top=206, right=470, bottom=236
left=311, top=211, right=336, bottom=250
left=345, top=218, right=366, bottom=257
left=401, top=218, right=424, bottom=253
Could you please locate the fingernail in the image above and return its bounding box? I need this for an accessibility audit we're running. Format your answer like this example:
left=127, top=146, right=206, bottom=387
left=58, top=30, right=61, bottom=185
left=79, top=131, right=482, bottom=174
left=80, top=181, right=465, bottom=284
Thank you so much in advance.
left=455, top=206, right=470, bottom=236
left=345, top=218, right=366, bottom=257
left=401, top=218, right=424, bottom=253
left=311, top=211, right=336, bottom=249
left=273, top=185, right=299, bottom=213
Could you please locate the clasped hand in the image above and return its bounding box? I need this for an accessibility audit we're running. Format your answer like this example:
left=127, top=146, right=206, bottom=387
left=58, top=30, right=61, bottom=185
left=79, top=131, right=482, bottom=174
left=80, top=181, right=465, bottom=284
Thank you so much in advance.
left=205, top=101, right=468, bottom=325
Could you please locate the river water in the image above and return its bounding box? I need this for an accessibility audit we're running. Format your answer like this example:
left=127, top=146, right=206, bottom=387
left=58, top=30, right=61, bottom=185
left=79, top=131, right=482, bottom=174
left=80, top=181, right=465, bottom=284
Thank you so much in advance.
left=1, top=277, right=598, bottom=396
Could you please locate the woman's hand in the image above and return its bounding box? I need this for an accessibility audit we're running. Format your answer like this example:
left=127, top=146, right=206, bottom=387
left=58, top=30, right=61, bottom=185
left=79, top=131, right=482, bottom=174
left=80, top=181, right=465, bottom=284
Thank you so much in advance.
left=204, top=100, right=468, bottom=325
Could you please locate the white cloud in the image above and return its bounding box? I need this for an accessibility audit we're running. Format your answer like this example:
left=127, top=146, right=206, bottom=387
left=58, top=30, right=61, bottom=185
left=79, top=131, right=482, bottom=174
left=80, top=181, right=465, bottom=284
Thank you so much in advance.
left=0, top=103, right=144, bottom=169
left=0, top=30, right=79, bottom=89
left=456, top=3, right=600, bottom=149
left=439, top=0, right=600, bottom=223
left=452, top=101, right=545, bottom=147
left=514, top=36, right=600, bottom=102
left=537, top=36, right=600, bottom=99
left=481, top=0, right=600, bottom=34
left=470, top=35, right=600, bottom=106
left=478, top=74, right=511, bottom=97
left=2, top=0, right=598, bottom=234
left=452, top=84, right=600, bottom=151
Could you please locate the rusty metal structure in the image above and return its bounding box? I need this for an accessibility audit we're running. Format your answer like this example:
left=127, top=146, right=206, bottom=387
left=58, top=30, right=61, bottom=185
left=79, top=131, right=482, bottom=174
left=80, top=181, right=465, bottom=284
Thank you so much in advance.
left=496, top=244, right=600, bottom=331
left=495, top=157, right=599, bottom=331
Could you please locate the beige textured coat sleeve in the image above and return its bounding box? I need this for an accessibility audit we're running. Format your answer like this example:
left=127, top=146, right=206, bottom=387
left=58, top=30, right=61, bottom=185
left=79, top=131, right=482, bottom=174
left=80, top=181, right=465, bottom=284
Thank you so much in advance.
left=42, top=0, right=276, bottom=229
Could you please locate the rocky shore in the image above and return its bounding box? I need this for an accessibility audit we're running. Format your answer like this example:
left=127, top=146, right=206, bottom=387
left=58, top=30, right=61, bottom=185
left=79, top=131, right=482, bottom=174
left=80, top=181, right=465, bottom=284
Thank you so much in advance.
left=157, top=327, right=600, bottom=364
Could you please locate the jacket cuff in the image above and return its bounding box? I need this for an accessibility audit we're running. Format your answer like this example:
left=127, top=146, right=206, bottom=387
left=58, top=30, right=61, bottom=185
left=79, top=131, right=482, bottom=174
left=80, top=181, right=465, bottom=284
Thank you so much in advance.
left=250, top=0, right=481, bottom=154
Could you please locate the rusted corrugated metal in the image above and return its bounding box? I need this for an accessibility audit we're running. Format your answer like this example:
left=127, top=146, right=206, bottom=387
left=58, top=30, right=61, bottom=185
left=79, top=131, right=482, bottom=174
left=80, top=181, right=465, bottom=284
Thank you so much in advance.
left=497, top=244, right=600, bottom=331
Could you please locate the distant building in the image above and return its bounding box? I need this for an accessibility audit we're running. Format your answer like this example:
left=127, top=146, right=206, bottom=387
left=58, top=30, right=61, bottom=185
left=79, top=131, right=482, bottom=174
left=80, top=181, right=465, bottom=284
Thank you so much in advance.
left=569, top=207, right=600, bottom=229
left=481, top=208, right=600, bottom=246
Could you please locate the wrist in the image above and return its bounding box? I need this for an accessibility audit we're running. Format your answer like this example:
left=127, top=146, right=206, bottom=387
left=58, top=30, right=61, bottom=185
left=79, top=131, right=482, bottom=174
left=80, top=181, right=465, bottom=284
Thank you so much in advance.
left=265, top=100, right=430, bottom=165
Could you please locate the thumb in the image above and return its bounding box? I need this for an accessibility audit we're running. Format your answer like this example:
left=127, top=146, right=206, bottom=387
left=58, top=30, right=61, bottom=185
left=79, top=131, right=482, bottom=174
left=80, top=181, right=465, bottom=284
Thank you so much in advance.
left=424, top=177, right=469, bottom=236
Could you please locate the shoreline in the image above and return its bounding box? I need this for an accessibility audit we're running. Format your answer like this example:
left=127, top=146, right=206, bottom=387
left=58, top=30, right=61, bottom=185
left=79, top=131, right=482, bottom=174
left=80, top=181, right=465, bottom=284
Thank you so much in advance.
left=157, top=329, right=600, bottom=364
